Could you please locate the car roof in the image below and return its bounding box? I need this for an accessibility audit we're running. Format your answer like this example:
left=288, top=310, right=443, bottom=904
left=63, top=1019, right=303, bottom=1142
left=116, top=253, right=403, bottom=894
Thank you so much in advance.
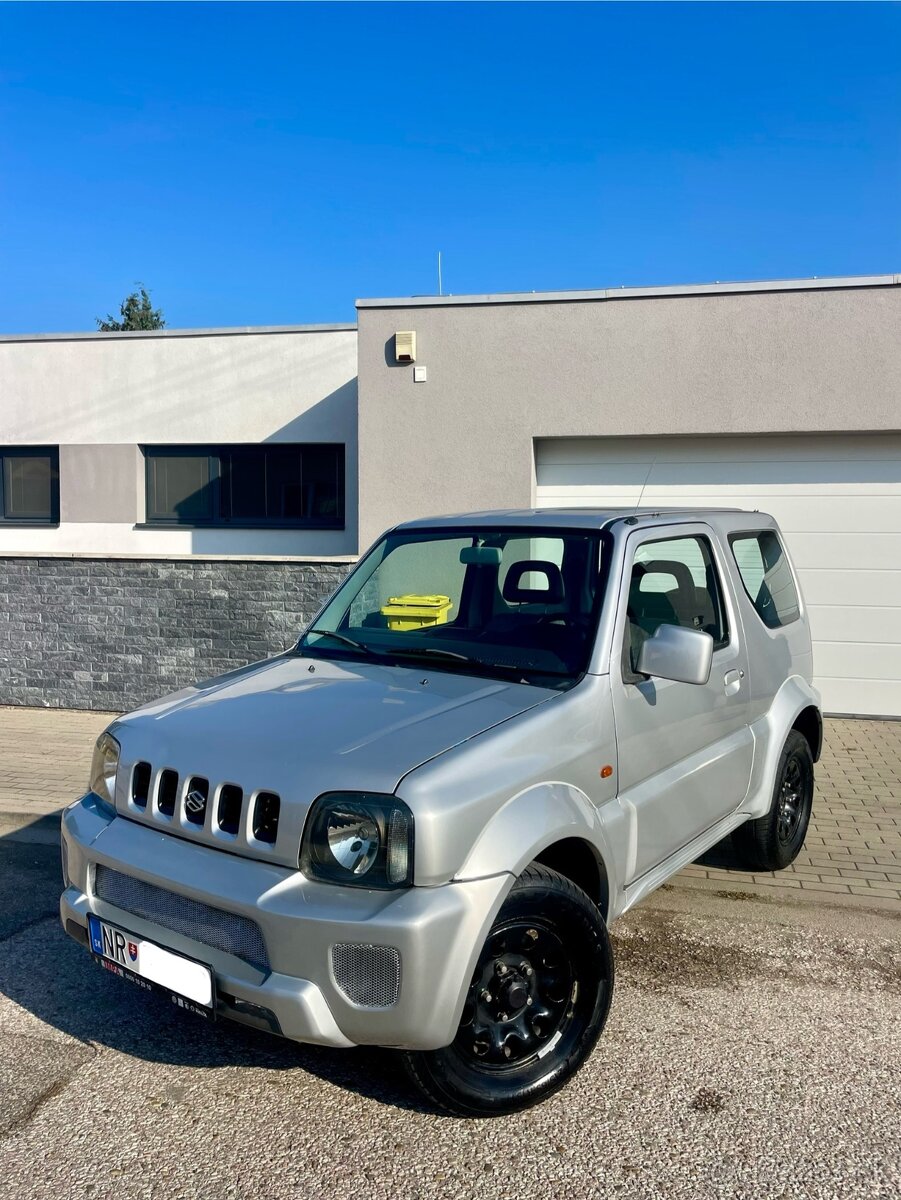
left=394, top=507, right=776, bottom=534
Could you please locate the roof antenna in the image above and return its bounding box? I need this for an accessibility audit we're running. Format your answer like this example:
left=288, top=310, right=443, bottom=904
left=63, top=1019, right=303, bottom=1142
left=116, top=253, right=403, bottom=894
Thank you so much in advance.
left=437, top=251, right=443, bottom=296
left=633, top=456, right=657, bottom=514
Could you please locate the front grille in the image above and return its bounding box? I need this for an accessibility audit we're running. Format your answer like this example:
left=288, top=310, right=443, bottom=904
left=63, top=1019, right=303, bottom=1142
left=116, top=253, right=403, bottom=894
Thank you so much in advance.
left=331, top=943, right=401, bottom=1008
left=94, top=865, right=270, bottom=972
left=126, top=762, right=281, bottom=849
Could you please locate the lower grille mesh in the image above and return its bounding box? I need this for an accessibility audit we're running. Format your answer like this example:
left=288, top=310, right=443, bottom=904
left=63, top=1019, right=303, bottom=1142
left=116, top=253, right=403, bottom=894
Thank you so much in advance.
left=94, top=865, right=270, bottom=972
left=331, top=943, right=401, bottom=1008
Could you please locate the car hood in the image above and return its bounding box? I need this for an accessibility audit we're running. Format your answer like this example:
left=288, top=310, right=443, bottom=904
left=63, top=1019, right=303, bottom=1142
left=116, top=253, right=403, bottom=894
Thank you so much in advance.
left=109, top=654, right=555, bottom=868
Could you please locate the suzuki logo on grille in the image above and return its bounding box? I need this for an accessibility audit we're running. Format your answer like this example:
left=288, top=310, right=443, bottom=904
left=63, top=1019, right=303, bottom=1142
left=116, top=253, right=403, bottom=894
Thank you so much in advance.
left=185, top=790, right=206, bottom=816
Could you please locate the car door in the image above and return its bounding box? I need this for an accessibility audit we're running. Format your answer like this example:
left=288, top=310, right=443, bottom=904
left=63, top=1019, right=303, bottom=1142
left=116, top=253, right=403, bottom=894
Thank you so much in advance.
left=610, top=524, right=753, bottom=883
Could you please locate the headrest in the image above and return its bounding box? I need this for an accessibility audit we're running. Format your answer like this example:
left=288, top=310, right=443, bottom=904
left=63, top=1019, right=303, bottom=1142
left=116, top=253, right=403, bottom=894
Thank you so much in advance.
left=633, top=558, right=695, bottom=596
left=502, top=560, right=565, bottom=604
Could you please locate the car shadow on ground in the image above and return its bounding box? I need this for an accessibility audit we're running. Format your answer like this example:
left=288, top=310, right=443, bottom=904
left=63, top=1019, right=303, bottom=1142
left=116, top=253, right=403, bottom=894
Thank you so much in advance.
left=0, top=819, right=430, bottom=1114
left=0, top=817, right=756, bottom=1117
left=695, top=832, right=746, bottom=870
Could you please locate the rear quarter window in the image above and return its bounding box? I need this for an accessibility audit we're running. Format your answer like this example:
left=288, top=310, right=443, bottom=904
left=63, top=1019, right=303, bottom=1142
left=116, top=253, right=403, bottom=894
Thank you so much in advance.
left=729, top=531, right=801, bottom=628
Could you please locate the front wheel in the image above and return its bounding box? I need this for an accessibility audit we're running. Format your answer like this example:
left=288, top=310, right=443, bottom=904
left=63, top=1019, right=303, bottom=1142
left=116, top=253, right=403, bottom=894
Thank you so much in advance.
left=401, top=863, right=614, bottom=1117
left=733, top=729, right=814, bottom=871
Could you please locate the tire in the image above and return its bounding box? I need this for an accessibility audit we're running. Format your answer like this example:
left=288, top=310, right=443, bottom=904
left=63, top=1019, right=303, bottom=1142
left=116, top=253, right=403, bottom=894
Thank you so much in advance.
left=733, top=729, right=814, bottom=871
left=401, top=863, right=614, bottom=1118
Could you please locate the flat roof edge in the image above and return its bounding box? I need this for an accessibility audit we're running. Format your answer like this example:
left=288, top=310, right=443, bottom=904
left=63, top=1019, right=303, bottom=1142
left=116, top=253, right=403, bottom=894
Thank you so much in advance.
left=356, top=274, right=901, bottom=310
left=0, top=322, right=358, bottom=344
left=393, top=506, right=754, bottom=530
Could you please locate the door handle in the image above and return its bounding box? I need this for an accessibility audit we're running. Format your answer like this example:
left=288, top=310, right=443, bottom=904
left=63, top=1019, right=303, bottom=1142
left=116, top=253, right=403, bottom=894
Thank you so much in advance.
left=724, top=668, right=744, bottom=696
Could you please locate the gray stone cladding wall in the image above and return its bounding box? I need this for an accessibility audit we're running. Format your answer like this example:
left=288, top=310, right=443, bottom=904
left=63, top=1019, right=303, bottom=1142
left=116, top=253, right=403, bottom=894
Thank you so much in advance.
left=0, top=557, right=350, bottom=712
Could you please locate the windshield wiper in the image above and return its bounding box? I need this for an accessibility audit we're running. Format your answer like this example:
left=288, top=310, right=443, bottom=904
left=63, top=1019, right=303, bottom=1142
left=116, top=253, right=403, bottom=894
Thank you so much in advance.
left=387, top=646, right=532, bottom=678
left=387, top=645, right=475, bottom=664
left=303, top=629, right=376, bottom=655
left=302, top=636, right=554, bottom=682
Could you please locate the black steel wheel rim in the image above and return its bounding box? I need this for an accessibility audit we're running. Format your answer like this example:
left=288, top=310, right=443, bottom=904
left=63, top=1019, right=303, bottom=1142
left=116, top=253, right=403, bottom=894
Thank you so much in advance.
left=453, top=919, right=578, bottom=1071
left=777, top=754, right=807, bottom=844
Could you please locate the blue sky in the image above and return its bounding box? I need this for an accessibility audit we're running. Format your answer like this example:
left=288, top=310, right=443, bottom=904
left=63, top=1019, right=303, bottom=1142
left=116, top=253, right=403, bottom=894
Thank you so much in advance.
left=1, top=1, right=899, bottom=332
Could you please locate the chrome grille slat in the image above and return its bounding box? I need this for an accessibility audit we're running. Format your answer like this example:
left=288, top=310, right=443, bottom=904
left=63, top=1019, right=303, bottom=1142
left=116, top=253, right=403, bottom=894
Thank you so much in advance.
left=94, top=865, right=270, bottom=972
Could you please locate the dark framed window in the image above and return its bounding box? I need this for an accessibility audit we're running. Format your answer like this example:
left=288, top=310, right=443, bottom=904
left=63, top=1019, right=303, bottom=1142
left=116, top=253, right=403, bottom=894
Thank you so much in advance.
left=143, top=444, right=345, bottom=529
left=0, top=447, right=59, bottom=525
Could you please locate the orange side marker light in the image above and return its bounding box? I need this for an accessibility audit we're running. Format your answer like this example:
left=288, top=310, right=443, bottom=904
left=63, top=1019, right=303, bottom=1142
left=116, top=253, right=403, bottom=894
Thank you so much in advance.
left=600, top=765, right=614, bottom=779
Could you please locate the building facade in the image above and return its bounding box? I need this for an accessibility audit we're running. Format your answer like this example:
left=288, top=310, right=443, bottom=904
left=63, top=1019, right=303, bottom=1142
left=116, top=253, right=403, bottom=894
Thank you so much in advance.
left=2, top=275, right=900, bottom=716
left=356, top=276, right=901, bottom=719
left=0, top=324, right=356, bottom=709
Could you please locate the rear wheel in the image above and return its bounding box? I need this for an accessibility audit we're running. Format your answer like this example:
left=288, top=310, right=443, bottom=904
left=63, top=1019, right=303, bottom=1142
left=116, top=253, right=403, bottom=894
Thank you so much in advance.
left=734, top=729, right=814, bottom=871
left=401, top=863, right=614, bottom=1117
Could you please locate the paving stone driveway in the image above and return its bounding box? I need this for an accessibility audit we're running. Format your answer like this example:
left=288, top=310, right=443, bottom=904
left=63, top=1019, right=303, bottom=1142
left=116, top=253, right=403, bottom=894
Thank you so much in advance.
left=680, top=717, right=901, bottom=908
left=1, top=707, right=898, bottom=908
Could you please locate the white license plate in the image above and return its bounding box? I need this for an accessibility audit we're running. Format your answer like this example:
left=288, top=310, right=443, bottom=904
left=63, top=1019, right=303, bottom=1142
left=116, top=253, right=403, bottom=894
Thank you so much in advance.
left=87, top=914, right=215, bottom=1018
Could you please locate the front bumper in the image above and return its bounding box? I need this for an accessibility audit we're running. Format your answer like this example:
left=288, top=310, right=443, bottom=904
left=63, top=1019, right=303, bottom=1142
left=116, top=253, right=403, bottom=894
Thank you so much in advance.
left=61, top=795, right=512, bottom=1050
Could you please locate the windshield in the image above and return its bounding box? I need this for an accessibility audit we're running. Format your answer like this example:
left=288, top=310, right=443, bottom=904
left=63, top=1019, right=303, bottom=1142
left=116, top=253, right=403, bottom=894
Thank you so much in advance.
left=297, top=527, right=609, bottom=686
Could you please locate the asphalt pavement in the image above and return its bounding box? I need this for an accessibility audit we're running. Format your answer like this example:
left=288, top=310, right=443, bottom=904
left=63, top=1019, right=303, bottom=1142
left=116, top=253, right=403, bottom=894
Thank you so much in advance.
left=0, top=818, right=898, bottom=1200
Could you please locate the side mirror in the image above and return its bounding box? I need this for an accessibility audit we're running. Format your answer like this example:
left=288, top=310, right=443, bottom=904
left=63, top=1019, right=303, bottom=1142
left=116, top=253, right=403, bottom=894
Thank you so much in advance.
left=635, top=623, right=713, bottom=686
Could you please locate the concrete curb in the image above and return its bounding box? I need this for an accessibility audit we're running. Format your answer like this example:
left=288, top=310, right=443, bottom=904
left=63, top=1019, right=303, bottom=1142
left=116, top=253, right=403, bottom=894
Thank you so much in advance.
left=672, top=870, right=901, bottom=914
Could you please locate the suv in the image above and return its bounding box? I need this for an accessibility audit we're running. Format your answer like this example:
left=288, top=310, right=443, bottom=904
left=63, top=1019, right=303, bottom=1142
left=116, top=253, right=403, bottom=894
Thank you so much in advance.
left=61, top=509, right=821, bottom=1116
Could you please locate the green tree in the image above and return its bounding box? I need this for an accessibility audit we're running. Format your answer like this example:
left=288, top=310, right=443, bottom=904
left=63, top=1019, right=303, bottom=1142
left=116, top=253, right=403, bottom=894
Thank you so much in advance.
left=96, top=285, right=165, bottom=332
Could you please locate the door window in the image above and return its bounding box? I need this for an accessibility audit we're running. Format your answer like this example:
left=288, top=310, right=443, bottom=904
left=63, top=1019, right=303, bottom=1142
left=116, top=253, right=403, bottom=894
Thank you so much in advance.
left=625, top=535, right=729, bottom=675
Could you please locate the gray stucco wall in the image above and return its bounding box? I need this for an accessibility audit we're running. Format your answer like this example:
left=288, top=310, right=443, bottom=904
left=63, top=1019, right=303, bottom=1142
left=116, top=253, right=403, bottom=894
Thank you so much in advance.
left=356, top=282, right=901, bottom=547
left=0, top=557, right=348, bottom=712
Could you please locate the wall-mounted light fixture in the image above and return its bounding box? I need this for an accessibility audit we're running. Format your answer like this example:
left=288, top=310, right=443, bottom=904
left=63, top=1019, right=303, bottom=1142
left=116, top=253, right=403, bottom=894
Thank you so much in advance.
left=395, top=331, right=416, bottom=363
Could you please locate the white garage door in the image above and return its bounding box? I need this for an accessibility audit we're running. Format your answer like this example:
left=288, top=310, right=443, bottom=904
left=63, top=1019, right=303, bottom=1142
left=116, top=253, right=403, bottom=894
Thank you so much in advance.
left=535, top=434, right=901, bottom=718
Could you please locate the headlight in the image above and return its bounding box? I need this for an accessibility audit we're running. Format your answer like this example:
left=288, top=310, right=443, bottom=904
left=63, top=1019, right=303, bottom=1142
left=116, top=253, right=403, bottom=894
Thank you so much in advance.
left=300, top=793, right=414, bottom=889
left=89, top=732, right=120, bottom=807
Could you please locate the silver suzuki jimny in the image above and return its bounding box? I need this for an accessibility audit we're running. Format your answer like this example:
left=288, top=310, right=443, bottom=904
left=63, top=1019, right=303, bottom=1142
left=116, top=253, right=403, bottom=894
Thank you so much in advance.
left=61, top=508, right=821, bottom=1116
